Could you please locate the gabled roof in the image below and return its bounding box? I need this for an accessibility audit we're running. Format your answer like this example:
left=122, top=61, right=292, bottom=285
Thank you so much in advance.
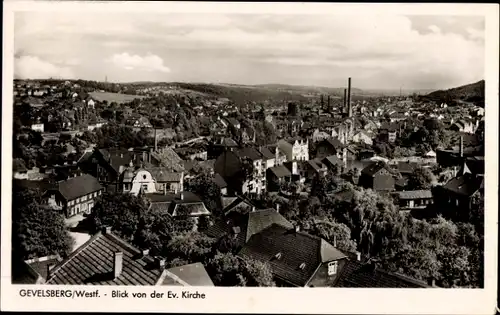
left=334, top=260, right=429, bottom=288
left=239, top=224, right=346, bottom=287
left=269, top=165, right=292, bottom=178
left=259, top=147, right=275, bottom=160
left=54, top=174, right=103, bottom=201
left=235, top=147, right=262, bottom=161
left=323, top=155, right=342, bottom=167
left=213, top=173, right=228, bottom=188
left=325, top=137, right=344, bottom=149
left=306, top=159, right=327, bottom=172
left=206, top=209, right=293, bottom=248
left=148, top=167, right=183, bottom=182
left=46, top=230, right=165, bottom=285
left=151, top=147, right=184, bottom=172
left=397, top=190, right=433, bottom=200
left=397, top=161, right=418, bottom=174
left=443, top=174, right=483, bottom=197
left=361, top=161, right=395, bottom=177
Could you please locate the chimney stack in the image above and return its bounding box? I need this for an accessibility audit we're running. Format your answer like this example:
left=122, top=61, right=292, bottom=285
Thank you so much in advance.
left=276, top=204, right=280, bottom=213
left=180, top=192, right=184, bottom=201
left=251, top=206, right=256, bottom=212
left=102, top=226, right=112, bottom=234
left=347, top=77, right=352, bottom=118
left=157, top=257, right=166, bottom=269
left=295, top=225, right=300, bottom=233
left=113, top=252, right=123, bottom=279
left=343, top=89, right=347, bottom=112
left=327, top=95, right=331, bottom=111
left=141, top=249, right=150, bottom=257
left=459, top=136, right=464, bottom=158
left=356, top=251, right=361, bottom=261
left=333, top=235, right=337, bottom=248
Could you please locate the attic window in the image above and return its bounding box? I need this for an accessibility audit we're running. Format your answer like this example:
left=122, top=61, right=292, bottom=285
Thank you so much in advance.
left=275, top=252, right=282, bottom=260
left=328, top=261, right=338, bottom=276
left=143, top=174, right=147, bottom=180
left=299, top=263, right=306, bottom=270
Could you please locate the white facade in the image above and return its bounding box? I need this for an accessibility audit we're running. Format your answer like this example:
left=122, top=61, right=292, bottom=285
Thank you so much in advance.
left=87, top=99, right=95, bottom=108
left=31, top=123, right=44, bottom=133
left=130, top=170, right=157, bottom=195
left=278, top=139, right=309, bottom=162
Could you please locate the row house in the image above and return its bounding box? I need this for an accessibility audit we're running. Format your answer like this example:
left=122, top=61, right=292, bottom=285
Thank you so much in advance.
left=43, top=174, right=104, bottom=218
left=395, top=190, right=434, bottom=210
left=278, top=137, right=309, bottom=162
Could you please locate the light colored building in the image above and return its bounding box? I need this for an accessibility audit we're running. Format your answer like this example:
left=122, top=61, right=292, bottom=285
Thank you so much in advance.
left=278, top=138, right=309, bottom=161
left=31, top=123, right=44, bottom=133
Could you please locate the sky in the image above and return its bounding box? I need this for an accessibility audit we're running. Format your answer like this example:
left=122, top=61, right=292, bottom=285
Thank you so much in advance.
left=14, top=12, right=485, bottom=90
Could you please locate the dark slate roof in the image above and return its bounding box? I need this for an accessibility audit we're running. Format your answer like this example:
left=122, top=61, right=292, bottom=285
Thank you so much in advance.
left=213, top=173, right=228, bottom=188
left=46, top=231, right=164, bottom=285
left=235, top=147, right=263, bottom=161
left=239, top=224, right=347, bottom=287
left=56, top=174, right=103, bottom=201
left=269, top=165, right=292, bottom=178
left=149, top=202, right=172, bottom=213
left=325, top=137, right=344, bottom=149
left=163, top=263, right=214, bottom=286
left=151, top=147, right=184, bottom=172
left=323, top=155, right=342, bottom=167
left=306, top=159, right=327, bottom=172
left=443, top=174, right=483, bottom=197
left=397, top=190, right=433, bottom=200
left=334, top=260, right=429, bottom=288
left=397, top=161, right=418, bottom=174
left=206, top=209, right=293, bottom=248
left=259, top=147, right=275, bottom=159
left=361, top=161, right=393, bottom=177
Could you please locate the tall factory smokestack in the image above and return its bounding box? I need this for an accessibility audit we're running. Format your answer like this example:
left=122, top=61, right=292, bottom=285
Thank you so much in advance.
left=320, top=95, right=324, bottom=110
left=327, top=95, right=331, bottom=112
left=347, top=77, right=352, bottom=118
left=343, top=89, right=347, bottom=113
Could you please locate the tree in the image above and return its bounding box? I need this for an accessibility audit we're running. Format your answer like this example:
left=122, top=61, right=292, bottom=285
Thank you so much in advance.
left=205, top=252, right=275, bottom=287
left=186, top=174, right=222, bottom=217
left=166, top=231, right=216, bottom=265
left=407, top=166, right=436, bottom=190
left=12, top=185, right=74, bottom=260
left=87, top=192, right=148, bottom=240
left=306, top=219, right=358, bottom=253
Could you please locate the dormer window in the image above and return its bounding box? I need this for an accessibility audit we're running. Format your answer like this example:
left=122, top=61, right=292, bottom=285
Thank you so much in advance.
left=328, top=261, right=338, bottom=275
left=299, top=263, right=306, bottom=270
left=275, top=252, right=282, bottom=260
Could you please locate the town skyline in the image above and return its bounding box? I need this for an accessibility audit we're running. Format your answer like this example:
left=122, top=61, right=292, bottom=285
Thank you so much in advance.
left=14, top=13, right=484, bottom=90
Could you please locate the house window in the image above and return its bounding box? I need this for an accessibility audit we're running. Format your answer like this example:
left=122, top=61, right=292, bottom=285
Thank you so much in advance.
left=328, top=261, right=338, bottom=276
left=142, top=184, right=148, bottom=193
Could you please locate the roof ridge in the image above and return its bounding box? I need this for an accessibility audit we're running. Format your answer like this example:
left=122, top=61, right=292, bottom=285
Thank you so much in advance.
left=47, top=231, right=102, bottom=281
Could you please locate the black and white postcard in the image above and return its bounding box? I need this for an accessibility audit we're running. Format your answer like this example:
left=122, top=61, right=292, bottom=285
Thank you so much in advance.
left=1, top=1, right=498, bottom=314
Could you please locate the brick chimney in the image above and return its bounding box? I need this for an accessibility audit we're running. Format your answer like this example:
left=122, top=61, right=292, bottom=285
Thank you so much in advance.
left=141, top=249, right=150, bottom=257
left=343, top=89, right=347, bottom=112
left=356, top=251, right=361, bottom=261
left=102, top=226, right=112, bottom=234
left=113, top=252, right=123, bottom=279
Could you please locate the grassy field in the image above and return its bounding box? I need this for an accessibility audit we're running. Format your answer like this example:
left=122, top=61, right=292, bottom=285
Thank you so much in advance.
left=89, top=91, right=145, bottom=104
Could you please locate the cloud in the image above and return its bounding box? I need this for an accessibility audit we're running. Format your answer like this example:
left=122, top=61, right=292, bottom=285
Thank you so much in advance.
left=108, top=52, right=171, bottom=73
left=14, top=12, right=485, bottom=88
left=15, top=55, right=74, bottom=79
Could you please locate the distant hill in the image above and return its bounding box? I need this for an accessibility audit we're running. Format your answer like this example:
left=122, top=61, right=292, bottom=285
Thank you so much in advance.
left=252, top=83, right=364, bottom=96
left=424, top=80, right=485, bottom=107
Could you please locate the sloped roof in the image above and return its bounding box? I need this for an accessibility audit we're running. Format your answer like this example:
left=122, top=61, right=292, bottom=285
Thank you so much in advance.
left=206, top=209, right=293, bottom=248
left=259, top=147, right=275, bottom=159
left=214, top=173, right=228, bottom=188
left=151, top=147, right=184, bottom=172
left=397, top=161, right=418, bottom=174
left=148, top=168, right=183, bottom=182
left=239, top=224, right=346, bottom=287
left=235, top=147, right=262, bottom=161
left=221, top=196, right=238, bottom=209
left=163, top=263, right=214, bottom=286
left=334, top=260, right=429, bottom=288
left=46, top=230, right=164, bottom=285
left=397, top=190, right=433, bottom=200
left=269, top=165, right=292, bottom=178
left=323, top=155, right=342, bottom=167
left=56, top=174, right=103, bottom=201
left=361, top=161, right=394, bottom=177
left=325, top=137, right=344, bottom=149
left=443, top=174, right=483, bottom=197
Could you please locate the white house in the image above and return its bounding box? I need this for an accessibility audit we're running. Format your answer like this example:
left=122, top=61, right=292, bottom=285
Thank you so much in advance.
left=352, top=131, right=373, bottom=146
left=87, top=99, right=95, bottom=109
left=278, top=138, right=309, bottom=162
left=31, top=123, right=44, bottom=133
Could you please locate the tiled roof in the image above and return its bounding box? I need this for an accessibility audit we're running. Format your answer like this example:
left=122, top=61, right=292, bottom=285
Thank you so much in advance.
left=361, top=161, right=394, bottom=177
left=172, top=202, right=210, bottom=217
left=397, top=161, right=418, bottom=174
left=149, top=202, right=172, bottom=213
left=221, top=196, right=238, bottom=209
left=148, top=168, right=183, bottom=182
left=56, top=174, right=103, bottom=201
left=235, top=147, right=263, bottom=161
left=151, top=147, right=184, bottom=172
left=443, top=174, right=483, bottom=197
left=239, top=224, right=346, bottom=287
left=206, top=209, right=293, bottom=248
left=269, top=165, right=292, bottom=178
left=334, top=260, right=429, bottom=288
left=163, top=263, right=214, bottom=286
left=306, top=159, right=327, bottom=172
left=323, top=155, right=342, bottom=167
left=397, top=190, right=433, bottom=200
left=46, top=230, right=164, bottom=285
left=325, top=137, right=344, bottom=149
left=214, top=173, right=228, bottom=188
left=259, top=147, right=275, bottom=159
